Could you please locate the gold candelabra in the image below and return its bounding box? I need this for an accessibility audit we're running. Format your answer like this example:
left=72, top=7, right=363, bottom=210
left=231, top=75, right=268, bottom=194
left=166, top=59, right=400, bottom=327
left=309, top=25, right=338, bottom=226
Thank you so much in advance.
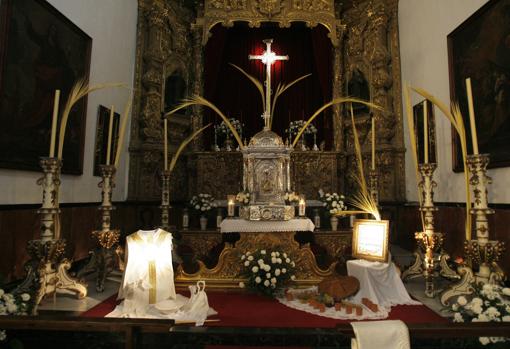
left=160, top=169, right=171, bottom=230
left=402, top=163, right=458, bottom=297
left=440, top=154, right=506, bottom=305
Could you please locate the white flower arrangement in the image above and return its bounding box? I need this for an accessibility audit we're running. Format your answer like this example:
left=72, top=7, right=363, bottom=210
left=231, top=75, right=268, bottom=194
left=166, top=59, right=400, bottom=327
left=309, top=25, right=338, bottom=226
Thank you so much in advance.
left=1, top=289, right=32, bottom=342
left=318, top=189, right=346, bottom=216
left=235, top=191, right=250, bottom=205
left=451, top=283, right=510, bottom=346
left=238, top=250, right=296, bottom=297
left=285, top=120, right=317, bottom=137
left=215, top=118, right=243, bottom=137
left=284, top=191, right=300, bottom=204
left=189, top=193, right=217, bottom=214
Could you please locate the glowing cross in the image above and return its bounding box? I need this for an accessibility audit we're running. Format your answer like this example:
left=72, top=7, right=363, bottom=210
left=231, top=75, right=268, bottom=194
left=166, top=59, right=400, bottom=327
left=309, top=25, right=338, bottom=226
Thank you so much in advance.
left=249, top=39, right=289, bottom=130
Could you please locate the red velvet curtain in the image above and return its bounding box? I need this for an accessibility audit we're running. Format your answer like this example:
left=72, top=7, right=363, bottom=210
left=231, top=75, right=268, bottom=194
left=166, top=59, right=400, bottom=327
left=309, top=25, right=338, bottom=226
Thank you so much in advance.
left=204, top=22, right=332, bottom=148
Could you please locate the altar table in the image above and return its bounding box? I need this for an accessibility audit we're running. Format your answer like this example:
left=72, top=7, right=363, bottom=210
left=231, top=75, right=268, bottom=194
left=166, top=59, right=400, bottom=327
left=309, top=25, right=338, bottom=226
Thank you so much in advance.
left=220, top=218, right=315, bottom=233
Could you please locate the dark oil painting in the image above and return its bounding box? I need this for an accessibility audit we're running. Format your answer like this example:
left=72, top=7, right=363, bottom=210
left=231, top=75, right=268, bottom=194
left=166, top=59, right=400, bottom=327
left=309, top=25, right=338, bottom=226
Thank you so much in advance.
left=448, top=0, right=510, bottom=171
left=0, top=0, right=91, bottom=174
left=93, top=105, right=120, bottom=177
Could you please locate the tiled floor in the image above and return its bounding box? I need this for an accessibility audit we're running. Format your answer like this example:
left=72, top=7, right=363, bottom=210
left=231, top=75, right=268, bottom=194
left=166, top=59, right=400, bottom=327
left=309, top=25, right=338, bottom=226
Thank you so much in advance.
left=38, top=245, right=452, bottom=318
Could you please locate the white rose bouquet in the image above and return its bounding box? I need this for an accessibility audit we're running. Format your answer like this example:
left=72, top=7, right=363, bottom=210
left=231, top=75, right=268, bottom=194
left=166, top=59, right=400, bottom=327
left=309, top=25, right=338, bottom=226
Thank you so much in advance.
left=189, top=194, right=216, bottom=214
left=1, top=289, right=32, bottom=342
left=235, top=191, right=250, bottom=205
left=318, top=189, right=346, bottom=216
left=451, top=283, right=510, bottom=346
left=238, top=249, right=296, bottom=297
left=285, top=120, right=317, bottom=137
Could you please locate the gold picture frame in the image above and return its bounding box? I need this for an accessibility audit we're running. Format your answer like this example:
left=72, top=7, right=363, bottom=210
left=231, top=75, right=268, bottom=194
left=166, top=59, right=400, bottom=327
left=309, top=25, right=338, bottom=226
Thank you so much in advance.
left=352, top=219, right=390, bottom=263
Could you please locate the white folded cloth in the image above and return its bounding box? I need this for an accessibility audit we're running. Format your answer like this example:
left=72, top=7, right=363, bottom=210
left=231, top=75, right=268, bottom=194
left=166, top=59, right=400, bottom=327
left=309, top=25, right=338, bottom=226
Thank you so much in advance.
left=351, top=320, right=410, bottom=349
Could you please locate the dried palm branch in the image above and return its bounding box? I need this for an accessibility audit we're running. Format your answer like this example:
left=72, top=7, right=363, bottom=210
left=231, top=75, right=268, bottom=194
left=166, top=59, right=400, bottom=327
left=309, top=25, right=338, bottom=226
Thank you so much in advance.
left=113, top=91, right=133, bottom=167
left=57, top=79, right=125, bottom=159
left=165, top=95, right=244, bottom=150
left=169, top=124, right=211, bottom=173
left=230, top=63, right=265, bottom=112
left=270, top=73, right=311, bottom=128
left=412, top=87, right=472, bottom=239
left=403, top=84, right=425, bottom=232
left=292, top=97, right=381, bottom=148
left=348, top=103, right=380, bottom=221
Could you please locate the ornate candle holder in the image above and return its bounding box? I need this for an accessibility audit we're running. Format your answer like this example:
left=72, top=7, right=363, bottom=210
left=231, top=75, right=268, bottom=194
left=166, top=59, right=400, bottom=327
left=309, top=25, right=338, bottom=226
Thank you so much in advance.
left=402, top=163, right=458, bottom=297
left=368, top=168, right=379, bottom=206
left=440, top=154, right=506, bottom=305
left=15, top=157, right=87, bottom=313
left=78, top=164, right=120, bottom=292
left=160, top=169, right=171, bottom=230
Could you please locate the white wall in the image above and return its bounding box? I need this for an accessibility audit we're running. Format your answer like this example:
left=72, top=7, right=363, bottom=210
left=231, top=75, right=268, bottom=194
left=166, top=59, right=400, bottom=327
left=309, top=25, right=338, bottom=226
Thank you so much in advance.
left=0, top=0, right=138, bottom=204
left=399, top=0, right=510, bottom=204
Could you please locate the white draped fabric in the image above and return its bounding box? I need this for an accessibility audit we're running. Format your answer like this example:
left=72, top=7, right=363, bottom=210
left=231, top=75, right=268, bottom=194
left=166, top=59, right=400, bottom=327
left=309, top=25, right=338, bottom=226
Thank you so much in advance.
left=220, top=218, right=315, bottom=233
left=351, top=320, right=410, bottom=349
left=347, top=259, right=420, bottom=309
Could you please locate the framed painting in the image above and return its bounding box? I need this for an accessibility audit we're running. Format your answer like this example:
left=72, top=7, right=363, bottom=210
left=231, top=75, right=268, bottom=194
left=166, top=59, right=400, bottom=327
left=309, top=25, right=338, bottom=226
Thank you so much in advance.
left=0, top=0, right=92, bottom=174
left=93, top=105, right=120, bottom=177
left=413, top=99, right=437, bottom=164
left=448, top=0, right=510, bottom=171
left=352, top=219, right=390, bottom=263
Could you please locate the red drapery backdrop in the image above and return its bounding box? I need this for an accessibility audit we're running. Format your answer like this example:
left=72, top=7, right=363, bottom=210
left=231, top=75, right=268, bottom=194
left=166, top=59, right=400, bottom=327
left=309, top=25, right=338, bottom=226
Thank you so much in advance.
left=204, top=22, right=332, bottom=148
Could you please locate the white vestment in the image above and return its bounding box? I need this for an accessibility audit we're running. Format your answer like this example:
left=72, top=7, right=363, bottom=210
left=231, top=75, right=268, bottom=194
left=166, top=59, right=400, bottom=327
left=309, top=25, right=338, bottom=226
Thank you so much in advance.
left=118, top=228, right=176, bottom=307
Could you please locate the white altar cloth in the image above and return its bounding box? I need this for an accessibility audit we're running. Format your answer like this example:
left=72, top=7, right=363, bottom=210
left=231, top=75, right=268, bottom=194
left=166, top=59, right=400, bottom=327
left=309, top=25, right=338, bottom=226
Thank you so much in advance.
left=347, top=259, right=420, bottom=309
left=220, top=218, right=315, bottom=233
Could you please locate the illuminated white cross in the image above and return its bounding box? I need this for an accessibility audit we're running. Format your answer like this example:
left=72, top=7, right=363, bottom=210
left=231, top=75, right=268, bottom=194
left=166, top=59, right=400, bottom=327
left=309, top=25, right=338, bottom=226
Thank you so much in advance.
left=249, top=39, right=289, bottom=130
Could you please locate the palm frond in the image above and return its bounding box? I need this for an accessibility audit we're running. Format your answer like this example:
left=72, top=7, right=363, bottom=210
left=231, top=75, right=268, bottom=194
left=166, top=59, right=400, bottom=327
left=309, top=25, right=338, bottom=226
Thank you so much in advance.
left=292, top=97, right=381, bottom=148
left=57, top=79, right=125, bottom=159
left=413, top=87, right=472, bottom=240
left=348, top=104, right=380, bottom=221
left=230, top=63, right=265, bottom=112
left=167, top=96, right=244, bottom=149
left=113, top=91, right=133, bottom=167
left=270, top=73, right=311, bottom=127
left=169, top=124, right=211, bottom=173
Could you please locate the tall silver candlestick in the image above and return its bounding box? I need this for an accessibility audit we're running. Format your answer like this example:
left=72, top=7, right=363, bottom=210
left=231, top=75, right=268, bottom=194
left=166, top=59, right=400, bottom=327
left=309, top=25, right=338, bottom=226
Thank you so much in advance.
left=16, top=157, right=87, bottom=313
left=440, top=154, right=505, bottom=305
left=161, top=169, right=171, bottom=230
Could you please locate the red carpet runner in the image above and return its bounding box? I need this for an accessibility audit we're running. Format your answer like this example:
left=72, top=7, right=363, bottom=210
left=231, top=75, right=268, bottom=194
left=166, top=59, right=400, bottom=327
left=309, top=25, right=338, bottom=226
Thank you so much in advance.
left=82, top=291, right=447, bottom=327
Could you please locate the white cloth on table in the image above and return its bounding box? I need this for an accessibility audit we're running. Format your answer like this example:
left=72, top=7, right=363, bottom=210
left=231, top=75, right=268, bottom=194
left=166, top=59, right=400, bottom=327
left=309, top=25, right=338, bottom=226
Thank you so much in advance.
left=350, top=320, right=410, bottom=349
left=220, top=218, right=314, bottom=233
left=347, top=259, right=420, bottom=309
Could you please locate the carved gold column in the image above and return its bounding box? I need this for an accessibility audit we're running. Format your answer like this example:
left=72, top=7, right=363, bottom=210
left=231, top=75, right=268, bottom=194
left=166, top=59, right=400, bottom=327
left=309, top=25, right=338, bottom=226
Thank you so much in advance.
left=332, top=22, right=346, bottom=152
left=160, top=169, right=171, bottom=230
left=191, top=20, right=205, bottom=151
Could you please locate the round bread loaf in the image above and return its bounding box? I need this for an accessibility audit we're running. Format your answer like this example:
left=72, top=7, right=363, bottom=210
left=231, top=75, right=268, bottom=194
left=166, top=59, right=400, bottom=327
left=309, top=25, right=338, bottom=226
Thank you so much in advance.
left=318, top=276, right=360, bottom=301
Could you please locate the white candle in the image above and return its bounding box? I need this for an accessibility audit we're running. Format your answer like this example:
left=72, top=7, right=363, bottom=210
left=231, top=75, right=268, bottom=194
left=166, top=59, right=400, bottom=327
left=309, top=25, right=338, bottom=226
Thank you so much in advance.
left=106, top=105, right=114, bottom=165
left=298, top=198, right=306, bottom=217
left=227, top=197, right=235, bottom=217
left=466, top=78, right=479, bottom=155
left=424, top=100, right=429, bottom=164
left=371, top=117, right=376, bottom=170
left=49, top=90, right=60, bottom=158
left=164, top=118, right=168, bottom=170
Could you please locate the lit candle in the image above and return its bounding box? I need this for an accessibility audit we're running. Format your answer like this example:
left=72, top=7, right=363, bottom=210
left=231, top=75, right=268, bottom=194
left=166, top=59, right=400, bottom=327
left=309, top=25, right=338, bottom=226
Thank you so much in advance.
left=49, top=90, right=60, bottom=158
left=227, top=195, right=235, bottom=217
left=466, top=78, right=479, bottom=154
left=371, top=116, right=376, bottom=170
left=424, top=100, right=429, bottom=164
left=298, top=197, right=306, bottom=217
left=163, top=118, right=168, bottom=170
left=105, top=105, right=114, bottom=165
